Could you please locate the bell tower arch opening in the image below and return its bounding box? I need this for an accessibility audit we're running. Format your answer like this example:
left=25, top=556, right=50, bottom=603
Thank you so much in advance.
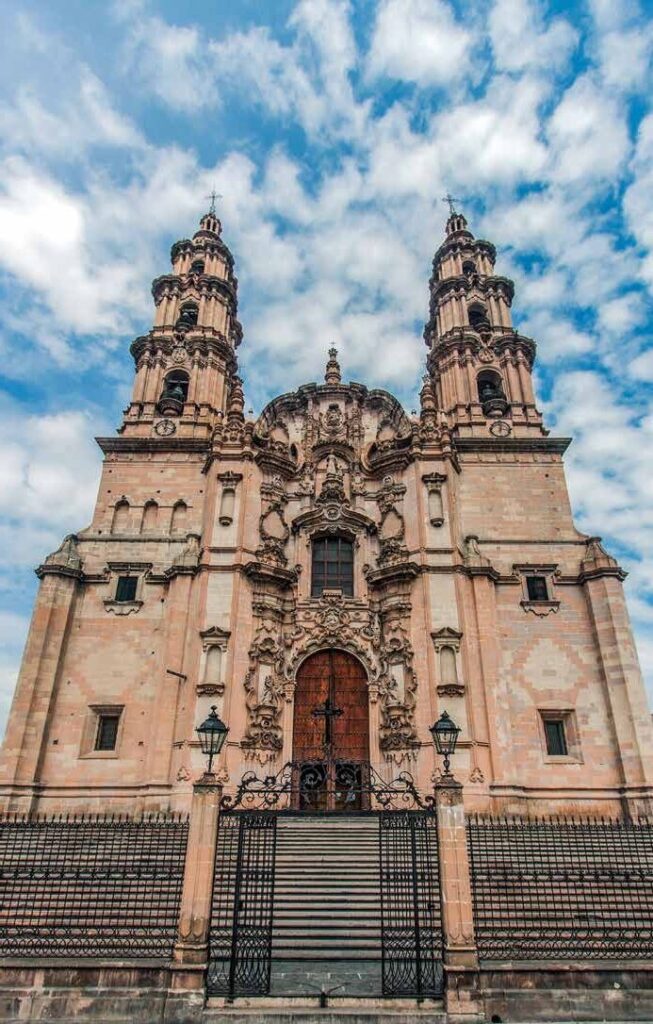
left=292, top=648, right=369, bottom=811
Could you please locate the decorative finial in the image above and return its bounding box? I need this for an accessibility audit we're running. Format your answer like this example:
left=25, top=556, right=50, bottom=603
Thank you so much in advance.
left=325, top=347, right=341, bottom=385
left=441, top=192, right=462, bottom=217
left=205, top=189, right=222, bottom=215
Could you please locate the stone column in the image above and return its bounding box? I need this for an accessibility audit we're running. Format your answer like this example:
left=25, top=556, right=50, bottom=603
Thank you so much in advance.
left=168, top=773, right=224, bottom=1021
left=148, top=550, right=199, bottom=786
left=581, top=539, right=653, bottom=816
left=435, top=777, right=481, bottom=1021
left=0, top=537, right=82, bottom=811
left=173, top=773, right=223, bottom=965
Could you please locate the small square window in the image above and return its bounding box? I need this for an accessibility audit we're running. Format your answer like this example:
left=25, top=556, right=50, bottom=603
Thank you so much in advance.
left=526, top=575, right=549, bottom=602
left=544, top=718, right=568, bottom=757
left=95, top=713, right=121, bottom=752
left=115, top=575, right=137, bottom=602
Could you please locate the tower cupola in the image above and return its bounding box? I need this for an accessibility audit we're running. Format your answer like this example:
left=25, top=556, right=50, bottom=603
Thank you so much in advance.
left=423, top=210, right=544, bottom=439
left=122, top=209, right=243, bottom=441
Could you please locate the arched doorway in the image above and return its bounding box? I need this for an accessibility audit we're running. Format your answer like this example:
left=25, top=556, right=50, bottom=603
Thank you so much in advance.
left=293, top=649, right=369, bottom=811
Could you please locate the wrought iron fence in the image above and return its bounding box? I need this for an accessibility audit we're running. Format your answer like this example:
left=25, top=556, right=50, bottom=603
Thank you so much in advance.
left=0, top=812, right=189, bottom=958
left=467, top=815, right=653, bottom=960
left=221, top=759, right=434, bottom=812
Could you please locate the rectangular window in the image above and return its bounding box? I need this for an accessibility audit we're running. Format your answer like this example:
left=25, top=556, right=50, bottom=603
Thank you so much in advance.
left=312, top=537, right=353, bottom=597
left=526, top=575, right=549, bottom=601
left=115, top=575, right=137, bottom=602
left=544, top=718, right=568, bottom=757
left=95, top=713, right=121, bottom=752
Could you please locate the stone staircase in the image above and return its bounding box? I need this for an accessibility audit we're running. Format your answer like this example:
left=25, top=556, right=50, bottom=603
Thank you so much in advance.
left=269, top=814, right=382, bottom=997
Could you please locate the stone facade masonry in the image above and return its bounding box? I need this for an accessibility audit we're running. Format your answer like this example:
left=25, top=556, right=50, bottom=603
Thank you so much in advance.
left=1, top=208, right=651, bottom=821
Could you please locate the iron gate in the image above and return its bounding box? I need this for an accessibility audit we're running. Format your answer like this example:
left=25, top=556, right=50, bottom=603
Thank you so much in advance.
left=207, top=766, right=443, bottom=1001
left=206, top=812, right=277, bottom=998
left=379, top=811, right=443, bottom=998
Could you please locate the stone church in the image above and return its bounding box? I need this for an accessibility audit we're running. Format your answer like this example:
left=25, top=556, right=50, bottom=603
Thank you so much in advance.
left=1, top=204, right=651, bottom=818
left=1, top=206, right=653, bottom=1023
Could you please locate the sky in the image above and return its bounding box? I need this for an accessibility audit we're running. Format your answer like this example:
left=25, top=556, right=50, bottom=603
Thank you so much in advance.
left=0, top=0, right=652, bottom=734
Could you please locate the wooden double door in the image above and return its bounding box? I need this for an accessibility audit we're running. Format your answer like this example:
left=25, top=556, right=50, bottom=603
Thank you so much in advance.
left=293, top=649, right=369, bottom=811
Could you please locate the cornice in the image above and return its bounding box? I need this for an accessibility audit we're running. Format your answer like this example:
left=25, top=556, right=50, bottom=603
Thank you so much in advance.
left=130, top=331, right=238, bottom=371
left=96, top=436, right=210, bottom=455
left=429, top=274, right=515, bottom=304
left=151, top=273, right=237, bottom=306
left=170, top=235, right=235, bottom=269
left=433, top=235, right=497, bottom=265
left=454, top=436, right=571, bottom=456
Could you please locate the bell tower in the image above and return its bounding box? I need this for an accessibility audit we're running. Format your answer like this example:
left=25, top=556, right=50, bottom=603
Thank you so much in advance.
left=123, top=207, right=242, bottom=439
left=424, top=208, right=544, bottom=437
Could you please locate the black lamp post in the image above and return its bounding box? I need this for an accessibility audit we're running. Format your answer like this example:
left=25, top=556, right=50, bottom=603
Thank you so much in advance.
left=196, top=705, right=229, bottom=774
left=430, top=711, right=461, bottom=777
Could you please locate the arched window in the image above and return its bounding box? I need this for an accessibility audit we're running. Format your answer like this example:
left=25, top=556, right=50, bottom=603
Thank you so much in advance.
left=141, top=500, right=158, bottom=534
left=468, top=303, right=490, bottom=331
left=190, top=260, right=204, bottom=276
left=177, top=302, right=198, bottom=328
left=219, top=487, right=235, bottom=526
left=171, top=500, right=188, bottom=534
left=111, top=499, right=130, bottom=534
left=477, top=369, right=506, bottom=407
left=440, top=646, right=458, bottom=686
left=462, top=259, right=476, bottom=277
left=204, top=646, right=223, bottom=685
left=158, top=370, right=189, bottom=415
left=311, top=536, right=353, bottom=597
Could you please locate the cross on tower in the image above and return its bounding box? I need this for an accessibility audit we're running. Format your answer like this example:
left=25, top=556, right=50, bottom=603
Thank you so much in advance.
left=441, top=193, right=462, bottom=217
left=312, top=696, right=343, bottom=749
left=205, top=190, right=222, bottom=215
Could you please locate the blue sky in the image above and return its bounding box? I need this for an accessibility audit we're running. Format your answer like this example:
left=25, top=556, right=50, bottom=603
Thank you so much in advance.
left=0, top=0, right=652, bottom=733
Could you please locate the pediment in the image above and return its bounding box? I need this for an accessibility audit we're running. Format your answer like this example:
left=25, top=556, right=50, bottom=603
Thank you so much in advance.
left=291, top=502, right=376, bottom=537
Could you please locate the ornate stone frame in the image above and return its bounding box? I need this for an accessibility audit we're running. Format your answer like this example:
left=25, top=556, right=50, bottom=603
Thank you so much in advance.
left=198, top=626, right=230, bottom=696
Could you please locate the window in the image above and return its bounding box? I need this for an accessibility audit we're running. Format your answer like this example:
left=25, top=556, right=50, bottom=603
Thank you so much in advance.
left=468, top=303, right=490, bottom=330
left=526, top=575, right=549, bottom=602
left=311, top=537, right=353, bottom=597
left=177, top=303, right=198, bottom=328
left=115, top=575, right=137, bottom=603
left=190, top=260, right=204, bottom=275
left=95, top=712, right=121, bottom=752
left=544, top=718, right=568, bottom=757
left=162, top=370, right=189, bottom=403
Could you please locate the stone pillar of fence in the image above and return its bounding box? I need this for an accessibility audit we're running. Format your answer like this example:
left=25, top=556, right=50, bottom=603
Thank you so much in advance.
left=435, top=776, right=482, bottom=1021
left=168, top=772, right=223, bottom=1016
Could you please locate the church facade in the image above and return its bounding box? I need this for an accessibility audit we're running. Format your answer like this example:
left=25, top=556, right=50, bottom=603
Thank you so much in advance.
left=1, top=206, right=651, bottom=820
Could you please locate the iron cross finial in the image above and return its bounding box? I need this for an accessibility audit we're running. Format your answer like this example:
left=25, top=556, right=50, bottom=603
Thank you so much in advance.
left=441, top=193, right=462, bottom=217
left=205, top=190, right=222, bottom=215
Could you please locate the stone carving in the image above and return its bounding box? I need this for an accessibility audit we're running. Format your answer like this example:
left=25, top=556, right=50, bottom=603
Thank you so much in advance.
left=171, top=532, right=201, bottom=570
left=295, top=461, right=315, bottom=496
left=176, top=765, right=191, bottom=782
left=324, top=347, right=341, bottom=385
left=223, top=374, right=245, bottom=442
left=469, top=766, right=485, bottom=783
left=242, top=619, right=286, bottom=761
left=377, top=608, right=419, bottom=755
left=419, top=375, right=440, bottom=442
left=377, top=482, right=409, bottom=567
left=257, top=500, right=290, bottom=567
left=42, top=534, right=83, bottom=572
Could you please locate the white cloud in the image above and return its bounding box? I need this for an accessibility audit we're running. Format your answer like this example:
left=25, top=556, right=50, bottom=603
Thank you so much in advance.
left=366, top=0, right=473, bottom=87
left=121, top=14, right=218, bottom=111
left=433, top=75, right=549, bottom=185
left=547, top=73, right=630, bottom=183
left=489, top=0, right=578, bottom=73
left=629, top=349, right=653, bottom=382
left=0, top=70, right=142, bottom=159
